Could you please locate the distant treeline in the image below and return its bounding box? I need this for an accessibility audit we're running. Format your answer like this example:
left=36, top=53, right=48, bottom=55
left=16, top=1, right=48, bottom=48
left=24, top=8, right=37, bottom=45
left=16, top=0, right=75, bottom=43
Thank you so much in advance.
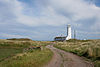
left=7, top=38, right=32, bottom=41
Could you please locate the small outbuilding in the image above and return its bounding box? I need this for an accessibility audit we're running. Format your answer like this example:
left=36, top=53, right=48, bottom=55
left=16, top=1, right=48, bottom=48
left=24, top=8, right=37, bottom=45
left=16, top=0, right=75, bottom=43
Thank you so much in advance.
left=54, top=36, right=66, bottom=41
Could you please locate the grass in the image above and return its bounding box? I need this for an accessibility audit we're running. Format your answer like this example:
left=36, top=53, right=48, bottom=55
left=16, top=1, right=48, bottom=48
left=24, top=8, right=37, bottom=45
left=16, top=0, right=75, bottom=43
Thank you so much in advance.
left=0, top=39, right=53, bottom=67
left=95, top=61, right=100, bottom=67
left=53, top=39, right=100, bottom=67
left=0, top=48, right=53, bottom=67
left=0, top=39, right=31, bottom=62
left=0, top=48, right=23, bottom=61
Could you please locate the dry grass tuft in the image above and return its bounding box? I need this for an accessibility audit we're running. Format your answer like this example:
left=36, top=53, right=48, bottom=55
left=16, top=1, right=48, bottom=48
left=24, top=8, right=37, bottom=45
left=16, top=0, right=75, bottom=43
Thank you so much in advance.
left=54, top=39, right=100, bottom=67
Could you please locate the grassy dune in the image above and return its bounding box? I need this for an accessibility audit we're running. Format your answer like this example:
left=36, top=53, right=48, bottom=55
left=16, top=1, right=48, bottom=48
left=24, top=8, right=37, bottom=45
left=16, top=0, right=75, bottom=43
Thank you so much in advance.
left=0, top=48, right=23, bottom=61
left=0, top=48, right=53, bottom=67
left=0, top=39, right=53, bottom=67
left=54, top=39, right=100, bottom=67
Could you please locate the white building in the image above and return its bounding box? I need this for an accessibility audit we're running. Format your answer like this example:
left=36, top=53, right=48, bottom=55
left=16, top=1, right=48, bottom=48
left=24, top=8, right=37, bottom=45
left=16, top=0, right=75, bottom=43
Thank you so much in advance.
left=66, top=24, right=71, bottom=40
left=54, top=25, right=72, bottom=41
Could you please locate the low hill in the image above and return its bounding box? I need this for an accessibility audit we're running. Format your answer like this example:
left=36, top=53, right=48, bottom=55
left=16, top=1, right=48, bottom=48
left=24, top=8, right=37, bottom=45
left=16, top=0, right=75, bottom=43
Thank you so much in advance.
left=7, top=38, right=32, bottom=41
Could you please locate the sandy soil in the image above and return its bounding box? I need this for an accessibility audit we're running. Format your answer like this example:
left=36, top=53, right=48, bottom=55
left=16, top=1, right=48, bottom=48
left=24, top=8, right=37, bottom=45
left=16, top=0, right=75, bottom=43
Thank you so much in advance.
left=45, top=45, right=94, bottom=67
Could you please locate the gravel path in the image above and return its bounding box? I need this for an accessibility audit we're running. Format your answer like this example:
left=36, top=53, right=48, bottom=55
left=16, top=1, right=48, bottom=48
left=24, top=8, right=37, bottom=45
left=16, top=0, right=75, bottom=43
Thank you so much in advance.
left=45, top=45, right=94, bottom=67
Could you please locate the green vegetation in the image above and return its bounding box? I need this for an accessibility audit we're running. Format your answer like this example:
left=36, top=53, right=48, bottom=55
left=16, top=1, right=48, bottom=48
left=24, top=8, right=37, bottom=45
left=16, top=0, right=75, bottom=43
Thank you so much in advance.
left=0, top=48, right=23, bottom=61
left=54, top=39, right=100, bottom=67
left=0, top=39, right=53, bottom=67
left=0, top=48, right=53, bottom=67
left=7, top=38, right=32, bottom=41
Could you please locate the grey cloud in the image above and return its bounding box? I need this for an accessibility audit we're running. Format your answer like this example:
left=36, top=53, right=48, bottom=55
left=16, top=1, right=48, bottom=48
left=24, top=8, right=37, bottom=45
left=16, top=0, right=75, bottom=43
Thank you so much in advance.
left=0, top=0, right=100, bottom=40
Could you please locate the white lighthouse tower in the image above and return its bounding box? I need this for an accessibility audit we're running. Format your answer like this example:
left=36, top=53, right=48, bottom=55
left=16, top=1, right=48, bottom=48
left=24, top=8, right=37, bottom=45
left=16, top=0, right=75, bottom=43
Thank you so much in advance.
left=66, top=24, right=71, bottom=40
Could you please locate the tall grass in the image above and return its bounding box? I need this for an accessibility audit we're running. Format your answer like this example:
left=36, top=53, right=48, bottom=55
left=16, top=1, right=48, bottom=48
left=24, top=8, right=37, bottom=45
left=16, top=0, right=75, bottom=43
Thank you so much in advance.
left=54, top=39, right=100, bottom=67
left=0, top=39, right=53, bottom=67
left=0, top=48, right=23, bottom=61
left=0, top=48, right=53, bottom=67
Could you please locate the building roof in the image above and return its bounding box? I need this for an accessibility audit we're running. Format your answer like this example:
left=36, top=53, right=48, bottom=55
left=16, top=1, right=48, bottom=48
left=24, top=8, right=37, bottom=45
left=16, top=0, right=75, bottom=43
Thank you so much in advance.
left=54, top=36, right=66, bottom=39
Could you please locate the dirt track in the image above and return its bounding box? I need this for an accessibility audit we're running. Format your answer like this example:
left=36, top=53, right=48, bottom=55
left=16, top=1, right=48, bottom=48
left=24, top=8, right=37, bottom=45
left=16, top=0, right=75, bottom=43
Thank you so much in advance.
left=45, top=45, right=94, bottom=67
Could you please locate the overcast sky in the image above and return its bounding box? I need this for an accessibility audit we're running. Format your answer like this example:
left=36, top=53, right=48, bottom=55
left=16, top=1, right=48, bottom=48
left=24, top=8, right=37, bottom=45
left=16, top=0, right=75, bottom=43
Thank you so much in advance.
left=0, top=0, right=100, bottom=40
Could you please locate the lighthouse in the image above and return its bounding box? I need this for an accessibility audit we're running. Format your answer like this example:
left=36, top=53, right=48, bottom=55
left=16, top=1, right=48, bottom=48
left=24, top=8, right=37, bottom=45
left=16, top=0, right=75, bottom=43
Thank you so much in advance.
left=54, top=24, right=72, bottom=41
left=66, top=24, right=71, bottom=40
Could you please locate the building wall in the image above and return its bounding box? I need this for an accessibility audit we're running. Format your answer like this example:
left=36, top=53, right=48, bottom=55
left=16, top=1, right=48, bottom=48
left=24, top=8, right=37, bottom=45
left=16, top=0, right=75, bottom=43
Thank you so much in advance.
left=66, top=25, right=71, bottom=40
left=54, top=37, right=66, bottom=41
